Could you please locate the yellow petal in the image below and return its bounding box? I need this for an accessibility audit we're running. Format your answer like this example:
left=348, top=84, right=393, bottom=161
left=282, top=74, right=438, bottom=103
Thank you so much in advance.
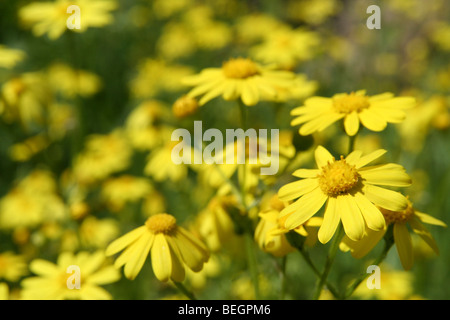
left=353, top=192, right=386, bottom=231
left=29, top=260, right=59, bottom=277
left=315, top=145, right=334, bottom=168
left=338, top=195, right=365, bottom=241
left=282, top=187, right=327, bottom=229
left=363, top=184, right=408, bottom=211
left=105, top=226, right=147, bottom=256
left=394, top=223, right=413, bottom=270
left=358, top=108, right=387, bottom=132
left=151, top=234, right=172, bottom=282
left=165, top=236, right=186, bottom=282
left=292, top=169, right=320, bottom=178
left=409, top=217, right=440, bottom=255
left=414, top=211, right=447, bottom=227
left=318, top=197, right=340, bottom=244
left=359, top=164, right=411, bottom=187
left=124, top=232, right=154, bottom=280
left=278, top=178, right=318, bottom=202
left=344, top=111, right=360, bottom=136
left=354, top=149, right=387, bottom=168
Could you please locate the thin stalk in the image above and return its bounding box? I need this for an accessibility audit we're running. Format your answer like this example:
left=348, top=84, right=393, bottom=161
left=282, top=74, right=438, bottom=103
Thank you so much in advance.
left=173, top=281, right=197, bottom=300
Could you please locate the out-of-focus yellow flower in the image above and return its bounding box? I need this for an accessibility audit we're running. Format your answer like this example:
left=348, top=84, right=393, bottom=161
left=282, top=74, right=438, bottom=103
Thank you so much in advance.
left=152, top=0, right=192, bottom=19
left=278, top=146, right=411, bottom=243
left=352, top=264, right=415, bottom=300
left=291, top=90, right=416, bottom=136
left=8, top=134, right=50, bottom=162
left=106, top=213, right=210, bottom=282
left=0, top=283, right=9, bottom=300
left=79, top=216, right=120, bottom=249
left=340, top=199, right=447, bottom=270
left=230, top=274, right=271, bottom=300
left=101, top=175, right=152, bottom=212
left=196, top=195, right=239, bottom=252
left=0, top=252, right=28, bottom=282
left=397, top=96, right=445, bottom=152
left=21, top=251, right=120, bottom=300
left=19, top=0, right=117, bottom=40
left=185, top=254, right=221, bottom=290
left=125, top=101, right=172, bottom=151
left=129, top=59, right=193, bottom=98
left=47, top=103, right=77, bottom=140
left=387, top=0, right=444, bottom=21
left=72, top=129, right=132, bottom=185
left=172, top=95, right=199, bottom=119
left=144, top=140, right=192, bottom=182
left=250, top=27, right=320, bottom=69
left=182, top=57, right=298, bottom=106
left=47, top=63, right=102, bottom=98
left=0, top=170, right=67, bottom=230
left=286, top=0, right=342, bottom=25
left=142, top=191, right=167, bottom=218
left=0, top=45, right=26, bottom=69
left=255, top=194, right=322, bottom=257
left=235, top=14, right=286, bottom=44
left=0, top=72, right=50, bottom=130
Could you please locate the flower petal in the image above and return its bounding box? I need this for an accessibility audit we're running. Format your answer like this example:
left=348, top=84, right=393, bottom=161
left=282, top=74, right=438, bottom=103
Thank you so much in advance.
left=394, top=223, right=413, bottom=270
left=278, top=178, right=318, bottom=202
left=318, top=197, right=340, bottom=244
left=363, top=184, right=408, bottom=212
left=409, top=217, right=440, bottom=255
left=315, top=145, right=334, bottom=169
left=105, top=226, right=147, bottom=256
left=124, top=232, right=154, bottom=280
left=353, top=191, right=386, bottom=231
left=354, top=149, right=387, bottom=168
left=359, top=163, right=411, bottom=187
left=151, top=234, right=172, bottom=282
left=358, top=108, right=387, bottom=132
left=344, top=111, right=360, bottom=136
left=337, top=195, right=366, bottom=241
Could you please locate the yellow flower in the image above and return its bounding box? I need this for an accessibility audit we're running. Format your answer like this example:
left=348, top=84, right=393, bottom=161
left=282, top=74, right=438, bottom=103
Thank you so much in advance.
left=19, top=0, right=117, bottom=40
left=21, top=251, right=120, bottom=300
left=79, top=216, right=120, bottom=249
left=340, top=200, right=447, bottom=270
left=0, top=252, right=28, bottom=282
left=106, top=213, right=209, bottom=282
left=255, top=194, right=322, bottom=257
left=101, top=175, right=153, bottom=212
left=278, top=145, right=411, bottom=243
left=291, top=90, right=416, bottom=136
left=250, top=27, right=320, bottom=69
left=182, top=57, right=297, bottom=106
left=0, top=283, right=9, bottom=300
left=0, top=45, right=26, bottom=69
left=72, top=130, right=132, bottom=185
left=172, top=95, right=199, bottom=118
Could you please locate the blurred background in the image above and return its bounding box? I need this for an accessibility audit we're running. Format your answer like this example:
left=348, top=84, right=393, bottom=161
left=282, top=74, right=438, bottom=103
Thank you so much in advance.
left=0, top=0, right=449, bottom=300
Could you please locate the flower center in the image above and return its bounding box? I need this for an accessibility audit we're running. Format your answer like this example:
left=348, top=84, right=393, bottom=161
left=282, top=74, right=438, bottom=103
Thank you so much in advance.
left=318, top=156, right=359, bottom=196
left=222, top=58, right=260, bottom=79
left=145, top=213, right=177, bottom=234
left=379, top=201, right=414, bottom=225
left=333, top=92, right=370, bottom=114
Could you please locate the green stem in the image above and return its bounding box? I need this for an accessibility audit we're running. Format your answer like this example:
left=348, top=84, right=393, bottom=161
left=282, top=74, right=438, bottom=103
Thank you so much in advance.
left=173, top=281, right=197, bottom=300
left=348, top=134, right=357, bottom=155
left=245, top=232, right=261, bottom=299
left=313, top=223, right=344, bottom=300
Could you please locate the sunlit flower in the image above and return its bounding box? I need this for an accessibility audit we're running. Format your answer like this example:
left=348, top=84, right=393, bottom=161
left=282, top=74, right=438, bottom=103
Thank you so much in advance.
left=21, top=251, right=120, bottom=300
left=0, top=45, right=26, bottom=69
left=79, top=216, right=120, bottom=249
left=291, top=90, right=416, bottom=136
left=340, top=199, right=447, bottom=270
left=106, top=213, right=209, bottom=282
left=72, top=130, right=132, bottom=185
left=182, top=57, right=297, bottom=106
left=101, top=175, right=153, bottom=212
left=0, top=252, right=28, bottom=282
left=19, top=0, right=117, bottom=40
left=278, top=145, right=411, bottom=243
left=172, top=95, right=199, bottom=118
left=255, top=194, right=322, bottom=257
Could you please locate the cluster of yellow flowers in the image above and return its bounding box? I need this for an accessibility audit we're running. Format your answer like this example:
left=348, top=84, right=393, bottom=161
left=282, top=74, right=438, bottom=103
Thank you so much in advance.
left=0, top=0, right=449, bottom=300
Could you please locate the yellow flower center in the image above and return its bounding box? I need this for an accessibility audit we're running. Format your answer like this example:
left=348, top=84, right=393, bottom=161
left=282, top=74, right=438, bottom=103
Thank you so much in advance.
left=222, top=58, right=260, bottom=79
left=172, top=95, right=199, bottom=118
left=318, top=156, right=359, bottom=196
left=380, top=201, right=414, bottom=225
left=333, top=92, right=370, bottom=114
left=145, top=213, right=177, bottom=234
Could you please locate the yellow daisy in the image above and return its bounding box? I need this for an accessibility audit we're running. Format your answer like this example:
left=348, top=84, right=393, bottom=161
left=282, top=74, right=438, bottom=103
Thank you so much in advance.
left=182, top=57, right=297, bottom=106
left=106, top=213, right=209, bottom=282
left=291, top=90, right=416, bottom=136
left=340, top=199, right=447, bottom=270
left=278, top=145, right=412, bottom=243
left=21, top=251, right=120, bottom=300
left=255, top=194, right=322, bottom=257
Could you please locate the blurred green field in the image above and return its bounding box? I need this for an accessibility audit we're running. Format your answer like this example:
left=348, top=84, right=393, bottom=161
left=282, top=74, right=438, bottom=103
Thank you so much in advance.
left=0, top=0, right=449, bottom=300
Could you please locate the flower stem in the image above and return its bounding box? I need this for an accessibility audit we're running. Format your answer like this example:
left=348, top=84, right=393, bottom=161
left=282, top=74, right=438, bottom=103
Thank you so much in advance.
left=174, top=281, right=197, bottom=300
left=313, top=223, right=344, bottom=300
